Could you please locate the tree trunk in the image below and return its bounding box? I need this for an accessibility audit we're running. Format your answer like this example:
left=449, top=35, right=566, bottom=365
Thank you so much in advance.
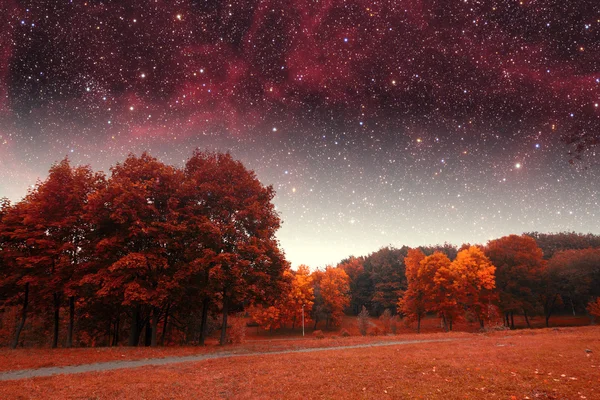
left=151, top=307, right=160, bottom=347
left=448, top=315, right=453, bottom=331
left=510, top=312, right=515, bottom=329
left=67, top=296, right=75, bottom=348
left=313, top=316, right=319, bottom=330
left=417, top=314, right=421, bottom=333
left=219, top=293, right=229, bottom=346
left=160, top=304, right=170, bottom=346
left=107, top=318, right=112, bottom=346
left=127, top=306, right=140, bottom=346
left=52, top=292, right=61, bottom=348
left=524, top=310, right=531, bottom=328
left=11, top=282, right=29, bottom=349
left=441, top=314, right=448, bottom=332
left=505, top=312, right=509, bottom=327
left=292, top=315, right=296, bottom=330
left=113, top=315, right=120, bottom=346
left=479, top=317, right=484, bottom=329
left=144, top=318, right=152, bottom=347
left=199, top=298, right=209, bottom=346
left=570, top=297, right=576, bottom=316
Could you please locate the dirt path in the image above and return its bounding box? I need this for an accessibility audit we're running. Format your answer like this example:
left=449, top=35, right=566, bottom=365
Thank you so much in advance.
left=0, top=338, right=460, bottom=381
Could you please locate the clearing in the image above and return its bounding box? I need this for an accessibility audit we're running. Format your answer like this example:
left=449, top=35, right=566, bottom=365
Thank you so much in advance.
left=0, top=326, right=598, bottom=399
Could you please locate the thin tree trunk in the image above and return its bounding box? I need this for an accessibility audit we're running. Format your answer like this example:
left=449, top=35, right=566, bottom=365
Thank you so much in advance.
left=220, top=292, right=229, bottom=345
left=106, top=318, right=112, bottom=347
left=113, top=315, right=120, bottom=346
left=570, top=297, right=576, bottom=316
left=151, top=307, right=159, bottom=347
left=199, top=298, right=209, bottom=346
left=292, top=315, right=296, bottom=330
left=442, top=314, right=448, bottom=332
left=479, top=317, right=484, bottom=329
left=524, top=310, right=531, bottom=328
left=11, top=282, right=29, bottom=349
left=160, top=303, right=170, bottom=346
left=417, top=314, right=421, bottom=333
left=510, top=312, right=515, bottom=329
left=127, top=306, right=140, bottom=346
left=52, top=293, right=60, bottom=348
left=144, top=318, right=152, bottom=347
left=313, top=316, right=319, bottom=330
left=67, top=296, right=75, bottom=348
left=505, top=312, right=509, bottom=327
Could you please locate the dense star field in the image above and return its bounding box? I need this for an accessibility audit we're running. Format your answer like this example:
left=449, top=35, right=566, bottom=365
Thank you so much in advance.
left=0, top=0, right=599, bottom=267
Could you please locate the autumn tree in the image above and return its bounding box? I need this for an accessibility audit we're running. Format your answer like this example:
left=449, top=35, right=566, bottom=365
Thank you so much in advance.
left=450, top=246, right=496, bottom=328
left=28, top=160, right=104, bottom=348
left=410, top=251, right=464, bottom=331
left=397, top=248, right=426, bottom=332
left=182, top=151, right=289, bottom=345
left=311, top=266, right=349, bottom=329
left=85, top=153, right=182, bottom=346
left=249, top=266, right=313, bottom=332
left=485, top=235, right=546, bottom=329
left=281, top=265, right=314, bottom=329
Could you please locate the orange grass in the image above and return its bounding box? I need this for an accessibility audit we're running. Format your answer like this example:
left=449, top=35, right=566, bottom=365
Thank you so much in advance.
left=0, top=331, right=468, bottom=372
left=0, top=314, right=589, bottom=373
left=0, top=326, right=598, bottom=399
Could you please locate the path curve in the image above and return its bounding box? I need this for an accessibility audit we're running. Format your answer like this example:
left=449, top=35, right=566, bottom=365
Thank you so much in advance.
left=0, top=338, right=460, bottom=381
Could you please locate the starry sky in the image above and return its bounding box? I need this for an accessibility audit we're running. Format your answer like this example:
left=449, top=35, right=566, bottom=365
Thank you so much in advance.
left=0, top=0, right=599, bottom=268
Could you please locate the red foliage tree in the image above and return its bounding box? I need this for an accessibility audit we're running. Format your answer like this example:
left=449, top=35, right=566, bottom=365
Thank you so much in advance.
left=485, top=235, right=546, bottom=328
left=182, top=151, right=289, bottom=345
left=85, top=153, right=182, bottom=346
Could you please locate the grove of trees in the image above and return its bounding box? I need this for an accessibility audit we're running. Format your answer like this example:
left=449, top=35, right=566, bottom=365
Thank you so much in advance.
left=0, top=151, right=289, bottom=348
left=1, top=153, right=600, bottom=348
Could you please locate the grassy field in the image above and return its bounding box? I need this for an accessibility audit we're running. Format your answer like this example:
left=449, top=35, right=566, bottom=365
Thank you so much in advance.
left=0, top=325, right=598, bottom=399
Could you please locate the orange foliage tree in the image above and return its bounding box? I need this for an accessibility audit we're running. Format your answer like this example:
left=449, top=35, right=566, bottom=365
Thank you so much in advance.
left=397, top=248, right=426, bottom=332
left=249, top=265, right=314, bottom=331
left=450, top=246, right=496, bottom=328
left=485, top=235, right=546, bottom=329
left=311, top=266, right=350, bottom=329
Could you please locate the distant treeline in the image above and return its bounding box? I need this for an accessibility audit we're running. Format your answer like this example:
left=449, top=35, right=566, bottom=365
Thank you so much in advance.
left=338, top=232, right=600, bottom=329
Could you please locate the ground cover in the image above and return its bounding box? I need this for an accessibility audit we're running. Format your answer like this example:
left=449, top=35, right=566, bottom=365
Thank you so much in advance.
left=0, top=326, right=597, bottom=399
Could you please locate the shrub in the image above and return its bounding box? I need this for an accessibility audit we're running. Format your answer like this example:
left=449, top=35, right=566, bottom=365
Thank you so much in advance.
left=357, top=306, right=370, bottom=336
left=379, top=309, right=392, bottom=335
left=587, top=297, right=600, bottom=323
left=390, top=315, right=399, bottom=334
left=340, top=329, right=351, bottom=337
left=369, top=327, right=381, bottom=336
left=313, top=330, right=325, bottom=339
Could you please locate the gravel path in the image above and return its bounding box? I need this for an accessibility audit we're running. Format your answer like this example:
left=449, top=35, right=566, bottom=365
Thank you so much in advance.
left=0, top=338, right=460, bottom=381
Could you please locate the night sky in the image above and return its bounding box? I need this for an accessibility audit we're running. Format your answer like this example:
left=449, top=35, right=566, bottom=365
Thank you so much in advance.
left=1, top=0, right=599, bottom=268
